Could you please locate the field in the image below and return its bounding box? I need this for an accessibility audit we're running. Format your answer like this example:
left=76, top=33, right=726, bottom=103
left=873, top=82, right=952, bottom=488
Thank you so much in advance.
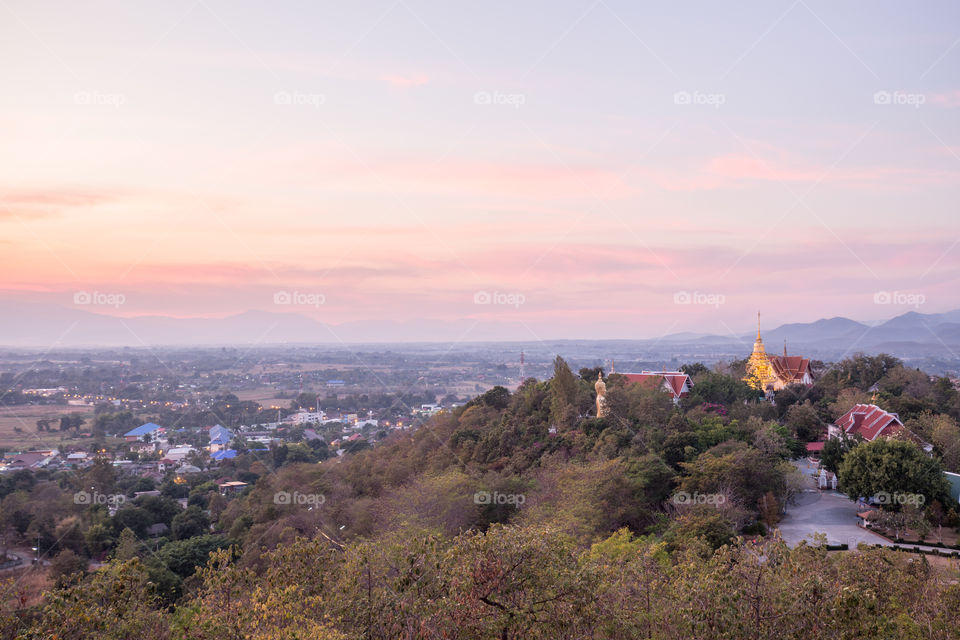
left=234, top=387, right=285, bottom=405
left=0, top=405, right=95, bottom=450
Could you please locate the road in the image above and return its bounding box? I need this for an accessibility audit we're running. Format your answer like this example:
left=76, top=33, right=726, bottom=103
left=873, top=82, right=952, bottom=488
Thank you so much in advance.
left=777, top=460, right=891, bottom=548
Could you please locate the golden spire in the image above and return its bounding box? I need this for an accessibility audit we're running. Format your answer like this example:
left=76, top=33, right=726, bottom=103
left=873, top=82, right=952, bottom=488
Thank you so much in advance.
left=744, top=311, right=776, bottom=391
left=783, top=339, right=787, bottom=357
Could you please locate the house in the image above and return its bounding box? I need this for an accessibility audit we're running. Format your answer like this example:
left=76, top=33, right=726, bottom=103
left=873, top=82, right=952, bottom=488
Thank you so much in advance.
left=828, top=403, right=932, bottom=452
left=210, top=449, right=237, bottom=462
left=3, top=451, right=56, bottom=471
left=161, top=446, right=195, bottom=462
left=287, top=411, right=325, bottom=425
left=123, top=422, right=164, bottom=442
left=130, top=441, right=156, bottom=454
left=805, top=441, right=825, bottom=459
left=175, top=464, right=201, bottom=475
left=217, top=480, right=249, bottom=495
left=620, top=371, right=692, bottom=404
left=208, top=424, right=234, bottom=452
left=829, top=404, right=904, bottom=441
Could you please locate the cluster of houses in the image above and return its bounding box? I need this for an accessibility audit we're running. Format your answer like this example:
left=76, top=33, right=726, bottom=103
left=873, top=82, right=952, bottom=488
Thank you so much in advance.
left=0, top=405, right=417, bottom=477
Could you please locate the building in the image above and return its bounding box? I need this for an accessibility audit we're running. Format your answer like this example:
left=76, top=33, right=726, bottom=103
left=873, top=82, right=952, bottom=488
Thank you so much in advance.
left=217, top=480, right=249, bottom=495
left=130, top=441, right=156, bottom=454
left=286, top=411, right=325, bottom=425
left=829, top=404, right=904, bottom=441
left=208, top=424, right=234, bottom=452
left=828, top=403, right=932, bottom=452
left=805, top=441, right=825, bottom=459
left=620, top=371, right=692, bottom=404
left=161, top=445, right=195, bottom=462
left=3, top=451, right=57, bottom=471
left=744, top=314, right=813, bottom=392
left=123, top=422, right=164, bottom=442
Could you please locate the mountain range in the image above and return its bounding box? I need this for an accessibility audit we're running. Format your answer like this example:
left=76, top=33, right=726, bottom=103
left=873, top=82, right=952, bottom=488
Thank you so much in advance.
left=1, top=301, right=960, bottom=362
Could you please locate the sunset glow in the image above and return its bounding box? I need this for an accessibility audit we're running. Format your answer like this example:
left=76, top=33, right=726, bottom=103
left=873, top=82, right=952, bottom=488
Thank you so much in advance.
left=2, top=1, right=959, bottom=341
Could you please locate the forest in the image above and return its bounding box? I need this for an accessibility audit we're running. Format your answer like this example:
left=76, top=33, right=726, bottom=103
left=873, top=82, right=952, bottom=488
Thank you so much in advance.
left=3, top=353, right=960, bottom=639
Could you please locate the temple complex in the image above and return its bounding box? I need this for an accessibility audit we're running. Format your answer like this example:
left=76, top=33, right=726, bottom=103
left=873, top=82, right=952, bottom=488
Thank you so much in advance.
left=744, top=313, right=813, bottom=392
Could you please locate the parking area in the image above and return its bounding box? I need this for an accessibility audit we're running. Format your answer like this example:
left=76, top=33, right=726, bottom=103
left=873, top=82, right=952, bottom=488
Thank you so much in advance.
left=777, top=460, right=891, bottom=548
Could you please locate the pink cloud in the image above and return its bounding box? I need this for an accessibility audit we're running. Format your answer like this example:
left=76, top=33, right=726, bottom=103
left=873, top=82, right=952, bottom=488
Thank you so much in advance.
left=0, top=187, right=120, bottom=219
left=381, top=72, right=430, bottom=88
left=930, top=90, right=960, bottom=107
left=633, top=152, right=959, bottom=191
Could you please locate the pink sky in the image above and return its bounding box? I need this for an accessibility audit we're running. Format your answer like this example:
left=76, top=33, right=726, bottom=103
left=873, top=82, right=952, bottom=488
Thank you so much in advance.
left=1, top=1, right=959, bottom=340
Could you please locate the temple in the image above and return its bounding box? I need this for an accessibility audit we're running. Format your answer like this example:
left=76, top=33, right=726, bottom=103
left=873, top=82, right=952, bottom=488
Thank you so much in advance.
left=744, top=312, right=813, bottom=392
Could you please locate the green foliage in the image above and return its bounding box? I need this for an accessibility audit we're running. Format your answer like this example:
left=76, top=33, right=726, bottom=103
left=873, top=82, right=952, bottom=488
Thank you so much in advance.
left=783, top=401, right=823, bottom=442
left=549, top=356, right=578, bottom=428
left=683, top=371, right=760, bottom=406
left=171, top=505, right=210, bottom=540
left=8, top=352, right=960, bottom=639
left=49, top=549, right=88, bottom=587
left=820, top=433, right=859, bottom=475
left=838, top=438, right=951, bottom=506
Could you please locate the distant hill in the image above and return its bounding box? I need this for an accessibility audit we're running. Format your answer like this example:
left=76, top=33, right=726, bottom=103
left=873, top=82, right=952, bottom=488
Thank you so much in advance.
left=0, top=300, right=958, bottom=364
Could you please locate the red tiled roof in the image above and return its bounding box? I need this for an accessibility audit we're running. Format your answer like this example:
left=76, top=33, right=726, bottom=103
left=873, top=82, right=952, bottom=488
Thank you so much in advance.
left=621, top=372, right=691, bottom=399
left=835, top=404, right=903, bottom=441
left=768, top=355, right=812, bottom=386
left=806, top=441, right=825, bottom=452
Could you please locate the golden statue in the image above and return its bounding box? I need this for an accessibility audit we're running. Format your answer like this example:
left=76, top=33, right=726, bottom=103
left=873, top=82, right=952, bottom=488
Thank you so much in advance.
left=595, top=376, right=609, bottom=418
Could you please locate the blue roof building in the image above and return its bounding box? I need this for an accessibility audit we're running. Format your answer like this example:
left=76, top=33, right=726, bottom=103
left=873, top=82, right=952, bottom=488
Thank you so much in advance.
left=123, top=422, right=163, bottom=439
left=210, top=449, right=237, bottom=461
left=208, top=424, right=234, bottom=446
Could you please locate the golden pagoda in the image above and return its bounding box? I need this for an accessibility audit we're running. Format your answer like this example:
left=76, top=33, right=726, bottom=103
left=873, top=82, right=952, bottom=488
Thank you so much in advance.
left=744, top=312, right=777, bottom=391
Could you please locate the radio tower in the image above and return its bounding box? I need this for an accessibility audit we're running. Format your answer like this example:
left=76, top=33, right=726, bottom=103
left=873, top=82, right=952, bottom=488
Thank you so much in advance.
left=519, top=351, right=526, bottom=381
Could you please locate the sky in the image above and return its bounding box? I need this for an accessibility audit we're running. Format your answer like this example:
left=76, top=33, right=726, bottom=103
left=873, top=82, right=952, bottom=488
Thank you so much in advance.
left=2, top=0, right=960, bottom=343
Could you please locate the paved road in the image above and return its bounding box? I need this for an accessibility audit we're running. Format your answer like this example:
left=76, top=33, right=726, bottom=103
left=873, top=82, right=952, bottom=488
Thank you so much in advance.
left=0, top=549, right=38, bottom=571
left=777, top=460, right=891, bottom=548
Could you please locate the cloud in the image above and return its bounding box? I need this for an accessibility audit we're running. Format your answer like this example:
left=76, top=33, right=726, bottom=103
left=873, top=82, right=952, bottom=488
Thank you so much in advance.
left=381, top=72, right=430, bottom=88
left=930, top=90, right=960, bottom=107
left=0, top=188, right=119, bottom=219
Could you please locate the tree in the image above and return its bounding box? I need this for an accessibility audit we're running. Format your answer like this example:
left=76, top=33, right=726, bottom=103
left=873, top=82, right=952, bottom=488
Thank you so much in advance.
left=820, top=433, right=859, bottom=475
left=838, top=438, right=950, bottom=506
left=680, top=362, right=709, bottom=377
left=909, top=413, right=960, bottom=472
left=783, top=402, right=823, bottom=442
left=49, top=549, right=88, bottom=586
left=684, top=371, right=760, bottom=406
left=115, top=527, right=140, bottom=561
left=171, top=505, right=210, bottom=540
left=26, top=559, right=171, bottom=640
left=549, top=356, right=578, bottom=429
